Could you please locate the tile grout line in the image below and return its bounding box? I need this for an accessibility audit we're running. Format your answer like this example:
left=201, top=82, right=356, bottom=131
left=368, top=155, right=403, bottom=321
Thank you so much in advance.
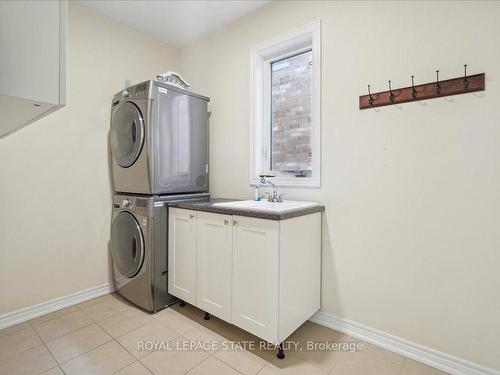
left=255, top=363, right=268, bottom=375
left=137, top=334, right=214, bottom=375
left=183, top=354, right=213, bottom=375
left=79, top=295, right=151, bottom=338
left=163, top=306, right=286, bottom=373
left=212, top=349, right=262, bottom=375
left=108, top=323, right=156, bottom=375
left=401, top=358, right=410, bottom=375
left=209, top=353, right=246, bottom=375
left=150, top=318, right=185, bottom=337
left=135, top=333, right=188, bottom=374
left=65, top=293, right=146, bottom=372
left=107, top=338, right=137, bottom=375
left=93, top=315, right=153, bottom=341
left=39, top=306, right=116, bottom=368
left=102, top=306, right=198, bottom=371
left=52, top=339, right=112, bottom=368
left=14, top=297, right=209, bottom=374
left=183, top=332, right=247, bottom=375
left=137, top=355, right=156, bottom=375
left=165, top=307, right=272, bottom=375
left=399, top=357, right=405, bottom=374
left=0, top=296, right=117, bottom=371
left=37, top=309, right=113, bottom=363
left=32, top=308, right=96, bottom=343
left=112, top=329, right=182, bottom=363
left=30, top=307, right=79, bottom=328
left=0, top=325, right=41, bottom=363
left=328, top=351, right=343, bottom=375
left=17, top=297, right=424, bottom=375
left=27, top=319, right=61, bottom=374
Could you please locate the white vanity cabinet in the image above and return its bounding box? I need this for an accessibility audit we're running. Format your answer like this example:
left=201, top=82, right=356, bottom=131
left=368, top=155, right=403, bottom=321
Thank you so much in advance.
left=232, top=216, right=280, bottom=343
left=168, top=207, right=321, bottom=346
left=168, top=208, right=197, bottom=305
left=196, top=211, right=233, bottom=322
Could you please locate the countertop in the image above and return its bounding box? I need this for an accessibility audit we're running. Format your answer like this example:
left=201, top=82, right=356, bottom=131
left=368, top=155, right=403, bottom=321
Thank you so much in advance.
left=169, top=198, right=325, bottom=220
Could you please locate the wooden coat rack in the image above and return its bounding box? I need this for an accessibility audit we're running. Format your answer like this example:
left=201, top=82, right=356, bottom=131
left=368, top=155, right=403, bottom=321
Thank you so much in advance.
left=359, top=65, right=485, bottom=110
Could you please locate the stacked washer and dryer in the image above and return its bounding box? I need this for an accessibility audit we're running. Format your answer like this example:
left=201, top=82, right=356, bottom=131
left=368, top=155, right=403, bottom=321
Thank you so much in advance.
left=109, top=80, right=210, bottom=312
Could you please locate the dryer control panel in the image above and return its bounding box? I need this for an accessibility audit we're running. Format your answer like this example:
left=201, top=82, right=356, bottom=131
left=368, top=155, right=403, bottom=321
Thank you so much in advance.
left=112, top=81, right=151, bottom=104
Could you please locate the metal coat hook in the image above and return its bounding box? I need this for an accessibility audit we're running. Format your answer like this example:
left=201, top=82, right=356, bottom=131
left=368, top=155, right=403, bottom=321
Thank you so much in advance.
left=463, top=64, right=469, bottom=89
left=388, top=80, right=395, bottom=102
left=367, top=84, right=375, bottom=105
left=411, top=75, right=417, bottom=98
left=359, top=66, right=485, bottom=110
left=435, top=70, right=441, bottom=93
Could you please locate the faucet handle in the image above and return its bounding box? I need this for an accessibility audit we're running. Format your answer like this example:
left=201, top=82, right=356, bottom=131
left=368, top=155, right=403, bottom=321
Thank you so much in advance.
left=278, top=193, right=285, bottom=203
left=264, top=192, right=273, bottom=202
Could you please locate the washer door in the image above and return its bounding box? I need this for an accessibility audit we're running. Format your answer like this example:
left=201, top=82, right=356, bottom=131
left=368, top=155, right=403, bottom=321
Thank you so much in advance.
left=110, top=101, right=145, bottom=167
left=111, top=212, right=145, bottom=278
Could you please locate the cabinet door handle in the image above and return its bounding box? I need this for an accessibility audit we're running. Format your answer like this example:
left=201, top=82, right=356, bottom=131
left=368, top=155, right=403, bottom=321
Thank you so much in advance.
left=224, top=219, right=229, bottom=225
left=233, top=220, right=238, bottom=226
left=189, top=214, right=195, bottom=219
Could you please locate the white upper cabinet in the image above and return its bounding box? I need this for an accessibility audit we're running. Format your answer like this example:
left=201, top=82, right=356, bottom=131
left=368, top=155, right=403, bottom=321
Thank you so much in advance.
left=0, top=0, right=66, bottom=138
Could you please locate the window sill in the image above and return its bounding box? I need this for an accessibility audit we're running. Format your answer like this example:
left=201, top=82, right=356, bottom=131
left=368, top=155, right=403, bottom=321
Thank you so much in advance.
left=250, top=178, right=320, bottom=189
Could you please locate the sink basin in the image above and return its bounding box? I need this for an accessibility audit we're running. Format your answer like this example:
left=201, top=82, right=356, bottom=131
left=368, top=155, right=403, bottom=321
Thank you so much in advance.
left=213, top=200, right=319, bottom=213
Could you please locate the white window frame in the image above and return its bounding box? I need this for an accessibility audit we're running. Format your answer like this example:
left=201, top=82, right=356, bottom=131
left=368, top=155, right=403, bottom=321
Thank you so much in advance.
left=250, top=20, right=321, bottom=188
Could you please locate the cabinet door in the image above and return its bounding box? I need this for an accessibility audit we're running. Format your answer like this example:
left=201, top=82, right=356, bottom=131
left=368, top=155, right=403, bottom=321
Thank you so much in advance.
left=0, top=0, right=63, bottom=104
left=0, top=0, right=67, bottom=137
left=196, top=212, right=232, bottom=322
left=168, top=208, right=197, bottom=304
left=232, top=216, right=279, bottom=343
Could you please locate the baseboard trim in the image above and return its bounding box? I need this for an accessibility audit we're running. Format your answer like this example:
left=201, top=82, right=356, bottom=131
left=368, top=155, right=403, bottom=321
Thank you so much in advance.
left=1, top=289, right=497, bottom=375
left=0, top=283, right=115, bottom=330
left=309, top=311, right=499, bottom=375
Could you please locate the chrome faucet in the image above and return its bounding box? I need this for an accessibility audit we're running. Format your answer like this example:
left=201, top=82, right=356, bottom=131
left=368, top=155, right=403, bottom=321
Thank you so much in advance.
left=259, top=174, right=284, bottom=202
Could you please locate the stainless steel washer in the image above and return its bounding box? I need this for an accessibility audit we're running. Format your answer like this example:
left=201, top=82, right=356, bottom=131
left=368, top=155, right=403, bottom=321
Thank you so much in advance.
left=110, top=193, right=209, bottom=311
left=109, top=81, right=210, bottom=195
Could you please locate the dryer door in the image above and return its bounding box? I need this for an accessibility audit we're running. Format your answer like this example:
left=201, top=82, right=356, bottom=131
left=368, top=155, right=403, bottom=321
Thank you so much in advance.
left=110, top=101, right=145, bottom=167
left=111, top=211, right=145, bottom=278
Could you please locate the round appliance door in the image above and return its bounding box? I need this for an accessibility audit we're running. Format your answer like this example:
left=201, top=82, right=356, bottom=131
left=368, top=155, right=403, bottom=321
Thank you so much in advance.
left=110, top=101, right=145, bottom=167
left=111, top=211, right=145, bottom=278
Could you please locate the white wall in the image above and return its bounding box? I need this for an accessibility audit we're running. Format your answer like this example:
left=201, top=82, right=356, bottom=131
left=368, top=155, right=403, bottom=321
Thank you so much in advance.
left=180, top=1, right=500, bottom=371
left=0, top=3, right=179, bottom=315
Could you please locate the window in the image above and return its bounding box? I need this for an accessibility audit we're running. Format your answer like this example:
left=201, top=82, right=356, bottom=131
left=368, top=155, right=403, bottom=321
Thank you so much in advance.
left=251, top=21, right=321, bottom=187
left=271, top=50, right=312, bottom=174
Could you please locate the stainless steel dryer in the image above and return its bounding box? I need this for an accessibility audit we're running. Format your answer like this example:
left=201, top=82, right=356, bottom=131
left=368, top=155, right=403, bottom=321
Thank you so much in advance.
left=110, top=193, right=209, bottom=311
left=110, top=81, right=210, bottom=195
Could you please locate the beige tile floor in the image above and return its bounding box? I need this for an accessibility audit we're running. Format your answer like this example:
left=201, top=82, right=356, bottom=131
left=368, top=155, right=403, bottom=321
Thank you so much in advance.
left=0, top=293, right=448, bottom=375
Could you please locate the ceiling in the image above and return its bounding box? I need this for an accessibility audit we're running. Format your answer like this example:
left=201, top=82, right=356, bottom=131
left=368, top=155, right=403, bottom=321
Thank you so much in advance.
left=76, top=0, right=269, bottom=47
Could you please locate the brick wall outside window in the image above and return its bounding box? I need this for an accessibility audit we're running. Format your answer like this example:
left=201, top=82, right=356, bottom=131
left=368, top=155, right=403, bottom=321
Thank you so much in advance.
left=271, top=50, right=312, bottom=172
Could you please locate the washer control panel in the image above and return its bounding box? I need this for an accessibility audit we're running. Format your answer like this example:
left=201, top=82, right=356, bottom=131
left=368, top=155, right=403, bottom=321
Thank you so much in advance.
left=112, top=196, right=151, bottom=214
left=133, top=198, right=149, bottom=214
